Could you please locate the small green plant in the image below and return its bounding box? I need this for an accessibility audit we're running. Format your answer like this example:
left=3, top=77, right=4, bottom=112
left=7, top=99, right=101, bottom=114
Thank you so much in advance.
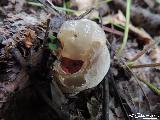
left=48, top=35, right=58, bottom=50
left=117, top=0, right=131, bottom=58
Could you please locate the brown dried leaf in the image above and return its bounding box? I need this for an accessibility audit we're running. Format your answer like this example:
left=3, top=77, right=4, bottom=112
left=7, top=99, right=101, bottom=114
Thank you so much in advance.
left=24, top=29, right=36, bottom=48
left=103, top=11, right=153, bottom=44
left=70, top=0, right=106, bottom=19
left=70, top=0, right=95, bottom=10
left=149, top=47, right=160, bottom=69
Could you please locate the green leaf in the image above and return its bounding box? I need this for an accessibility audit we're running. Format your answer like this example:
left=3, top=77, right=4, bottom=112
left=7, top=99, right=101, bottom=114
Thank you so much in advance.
left=126, top=61, right=135, bottom=67
left=27, top=2, right=44, bottom=7
left=48, top=43, right=57, bottom=50
left=49, top=35, right=57, bottom=42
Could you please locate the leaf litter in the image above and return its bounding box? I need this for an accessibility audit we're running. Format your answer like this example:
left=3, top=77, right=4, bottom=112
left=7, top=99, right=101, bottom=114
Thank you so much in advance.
left=0, top=0, right=160, bottom=120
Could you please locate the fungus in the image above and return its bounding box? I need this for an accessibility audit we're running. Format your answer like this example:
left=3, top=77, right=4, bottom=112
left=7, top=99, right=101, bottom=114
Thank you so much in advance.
left=53, top=19, right=110, bottom=93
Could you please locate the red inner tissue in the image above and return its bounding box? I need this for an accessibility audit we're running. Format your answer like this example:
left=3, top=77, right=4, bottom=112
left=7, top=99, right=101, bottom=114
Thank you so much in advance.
left=60, top=57, right=84, bottom=74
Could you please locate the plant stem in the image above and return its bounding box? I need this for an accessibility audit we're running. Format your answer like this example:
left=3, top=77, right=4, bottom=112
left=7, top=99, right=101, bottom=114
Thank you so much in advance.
left=138, top=77, right=160, bottom=95
left=117, top=0, right=131, bottom=57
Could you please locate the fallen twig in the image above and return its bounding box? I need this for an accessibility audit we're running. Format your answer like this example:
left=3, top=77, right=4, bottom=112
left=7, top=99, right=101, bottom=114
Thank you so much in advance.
left=129, top=37, right=160, bottom=61
left=130, top=63, right=160, bottom=69
left=103, top=76, right=110, bottom=120
left=0, top=100, right=6, bottom=103
left=129, top=43, right=155, bottom=62
left=103, top=26, right=124, bottom=36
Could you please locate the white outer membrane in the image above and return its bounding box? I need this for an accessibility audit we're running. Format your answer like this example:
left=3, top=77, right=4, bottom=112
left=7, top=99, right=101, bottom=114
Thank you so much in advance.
left=54, top=19, right=110, bottom=93
left=57, top=19, right=106, bottom=60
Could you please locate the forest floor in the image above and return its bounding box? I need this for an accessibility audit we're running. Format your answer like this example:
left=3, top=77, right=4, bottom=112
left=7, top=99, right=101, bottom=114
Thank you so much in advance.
left=0, top=0, right=160, bottom=120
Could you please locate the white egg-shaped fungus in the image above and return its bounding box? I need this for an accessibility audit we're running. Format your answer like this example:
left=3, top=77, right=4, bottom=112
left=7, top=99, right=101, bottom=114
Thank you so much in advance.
left=53, top=19, right=110, bottom=93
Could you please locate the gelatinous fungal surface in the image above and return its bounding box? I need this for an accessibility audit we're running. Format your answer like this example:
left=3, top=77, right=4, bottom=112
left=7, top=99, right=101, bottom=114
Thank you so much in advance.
left=53, top=19, right=110, bottom=93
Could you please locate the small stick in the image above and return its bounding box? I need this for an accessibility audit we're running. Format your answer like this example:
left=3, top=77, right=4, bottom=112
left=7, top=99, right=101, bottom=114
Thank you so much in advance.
left=38, top=0, right=60, bottom=15
left=75, top=8, right=95, bottom=20
left=0, top=61, right=7, bottom=63
left=103, top=76, right=109, bottom=120
left=130, top=41, right=157, bottom=61
left=99, top=10, right=103, bottom=28
left=103, top=26, right=124, bottom=36
left=43, top=19, right=50, bottom=46
left=130, top=63, right=160, bottom=69
left=130, top=37, right=160, bottom=61
left=0, top=100, right=6, bottom=103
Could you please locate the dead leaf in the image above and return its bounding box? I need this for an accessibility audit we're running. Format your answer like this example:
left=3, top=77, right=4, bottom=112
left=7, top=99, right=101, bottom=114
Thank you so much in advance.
left=149, top=46, right=160, bottom=69
left=70, top=0, right=108, bottom=19
left=24, top=29, right=36, bottom=48
left=70, top=0, right=94, bottom=10
left=102, top=11, right=153, bottom=44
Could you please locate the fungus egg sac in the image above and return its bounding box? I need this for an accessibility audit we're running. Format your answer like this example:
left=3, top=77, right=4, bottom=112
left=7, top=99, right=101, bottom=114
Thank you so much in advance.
left=53, top=19, right=110, bottom=93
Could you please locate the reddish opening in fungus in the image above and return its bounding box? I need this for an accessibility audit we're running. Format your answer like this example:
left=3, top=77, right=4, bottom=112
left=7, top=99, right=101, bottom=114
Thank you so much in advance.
left=60, top=57, right=84, bottom=74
